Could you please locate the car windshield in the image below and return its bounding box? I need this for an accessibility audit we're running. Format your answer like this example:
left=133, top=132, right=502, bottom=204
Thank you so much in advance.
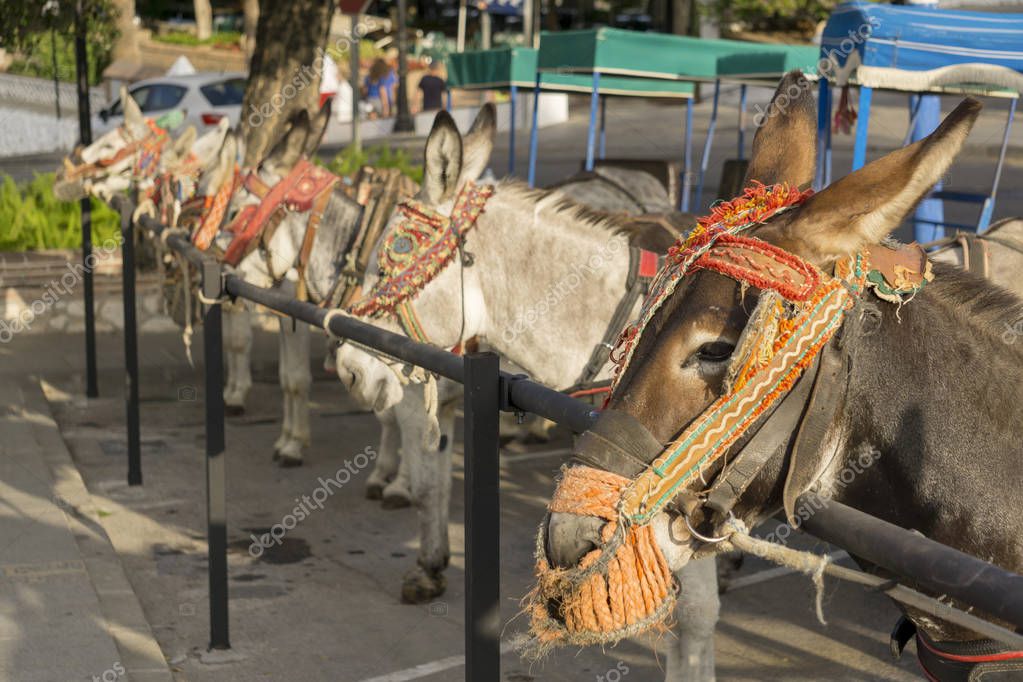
left=200, top=78, right=246, bottom=107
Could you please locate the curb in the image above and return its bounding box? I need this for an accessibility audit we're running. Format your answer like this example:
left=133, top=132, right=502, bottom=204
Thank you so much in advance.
left=25, top=377, right=174, bottom=682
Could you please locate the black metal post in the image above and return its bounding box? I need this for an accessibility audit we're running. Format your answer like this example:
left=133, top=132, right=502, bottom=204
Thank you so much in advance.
left=392, top=0, right=415, bottom=133
left=120, top=202, right=142, bottom=486
left=462, top=352, right=501, bottom=681
left=202, top=260, right=230, bottom=650
left=75, top=0, right=98, bottom=398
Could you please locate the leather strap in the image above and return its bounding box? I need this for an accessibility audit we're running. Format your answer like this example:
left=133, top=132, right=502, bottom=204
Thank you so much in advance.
left=703, top=353, right=820, bottom=517
left=295, top=188, right=333, bottom=301
left=572, top=247, right=660, bottom=389
left=781, top=332, right=849, bottom=525
left=573, top=409, right=666, bottom=478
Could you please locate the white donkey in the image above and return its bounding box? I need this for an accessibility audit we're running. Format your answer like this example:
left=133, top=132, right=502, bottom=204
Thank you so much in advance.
left=333, top=108, right=720, bottom=680
left=207, top=106, right=372, bottom=465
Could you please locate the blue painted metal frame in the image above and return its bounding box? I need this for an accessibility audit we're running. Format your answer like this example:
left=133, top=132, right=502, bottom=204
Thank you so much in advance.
left=737, top=84, right=748, bottom=159
left=599, top=95, right=608, bottom=159
left=584, top=72, right=602, bottom=171
left=979, top=96, right=1018, bottom=232
left=528, top=74, right=541, bottom=187
left=851, top=86, right=873, bottom=170
left=681, top=98, right=694, bottom=212
left=509, top=84, right=518, bottom=175
left=822, top=82, right=1019, bottom=234
left=693, top=79, right=721, bottom=211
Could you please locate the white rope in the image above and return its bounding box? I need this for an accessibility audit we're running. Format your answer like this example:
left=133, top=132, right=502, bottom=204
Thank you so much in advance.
left=723, top=517, right=831, bottom=625
left=321, top=307, right=350, bottom=337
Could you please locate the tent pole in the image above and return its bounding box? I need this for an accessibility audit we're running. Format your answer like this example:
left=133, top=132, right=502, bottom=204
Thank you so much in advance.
left=528, top=74, right=541, bottom=187
left=585, top=72, right=601, bottom=171
left=695, top=78, right=720, bottom=211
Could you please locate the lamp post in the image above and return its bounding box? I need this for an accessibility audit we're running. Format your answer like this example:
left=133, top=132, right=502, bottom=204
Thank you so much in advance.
left=392, top=0, right=415, bottom=133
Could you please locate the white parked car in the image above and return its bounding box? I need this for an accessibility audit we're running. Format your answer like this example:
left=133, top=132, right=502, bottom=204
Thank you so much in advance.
left=93, top=72, right=246, bottom=135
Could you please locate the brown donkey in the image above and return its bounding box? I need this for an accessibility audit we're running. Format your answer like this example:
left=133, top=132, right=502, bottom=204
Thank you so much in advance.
left=539, top=73, right=1023, bottom=680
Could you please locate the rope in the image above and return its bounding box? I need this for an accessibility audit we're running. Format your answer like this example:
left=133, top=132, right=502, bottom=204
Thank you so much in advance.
left=723, top=518, right=830, bottom=625
left=321, top=307, right=349, bottom=337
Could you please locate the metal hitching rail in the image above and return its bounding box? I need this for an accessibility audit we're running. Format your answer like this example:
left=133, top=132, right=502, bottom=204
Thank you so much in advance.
left=105, top=194, right=1023, bottom=679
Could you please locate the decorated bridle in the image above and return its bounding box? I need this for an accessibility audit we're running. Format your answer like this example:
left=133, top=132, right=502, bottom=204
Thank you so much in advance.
left=347, top=180, right=494, bottom=348
left=62, top=116, right=173, bottom=184
left=527, top=182, right=933, bottom=651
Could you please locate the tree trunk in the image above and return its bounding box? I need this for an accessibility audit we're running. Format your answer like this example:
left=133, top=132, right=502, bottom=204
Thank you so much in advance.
left=240, top=0, right=333, bottom=166
left=669, top=0, right=699, bottom=36
left=110, top=0, right=139, bottom=63
left=242, top=0, right=260, bottom=59
left=194, top=0, right=213, bottom=41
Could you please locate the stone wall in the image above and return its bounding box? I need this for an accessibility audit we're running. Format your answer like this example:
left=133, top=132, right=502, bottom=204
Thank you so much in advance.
left=0, top=250, right=279, bottom=343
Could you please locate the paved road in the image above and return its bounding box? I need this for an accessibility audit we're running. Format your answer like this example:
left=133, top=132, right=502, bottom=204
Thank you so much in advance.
left=1, top=329, right=924, bottom=681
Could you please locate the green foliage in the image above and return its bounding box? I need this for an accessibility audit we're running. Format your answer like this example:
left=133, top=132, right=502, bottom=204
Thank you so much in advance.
left=0, top=174, right=120, bottom=252
left=321, top=145, right=424, bottom=185
left=1, top=0, right=118, bottom=85
left=151, top=30, right=243, bottom=48
left=324, top=39, right=384, bottom=65
left=6, top=31, right=112, bottom=85
left=713, top=0, right=836, bottom=33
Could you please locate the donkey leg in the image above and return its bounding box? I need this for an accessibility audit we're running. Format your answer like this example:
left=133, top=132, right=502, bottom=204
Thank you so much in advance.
left=276, top=320, right=311, bottom=467
left=273, top=322, right=293, bottom=458
left=382, top=441, right=412, bottom=510
left=223, top=301, right=252, bottom=416
left=665, top=557, right=719, bottom=682
left=367, top=407, right=400, bottom=500
left=397, top=386, right=447, bottom=604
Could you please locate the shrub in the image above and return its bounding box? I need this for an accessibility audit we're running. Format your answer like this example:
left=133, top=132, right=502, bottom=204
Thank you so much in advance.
left=151, top=30, right=243, bottom=48
left=320, top=144, right=424, bottom=185
left=0, top=173, right=120, bottom=251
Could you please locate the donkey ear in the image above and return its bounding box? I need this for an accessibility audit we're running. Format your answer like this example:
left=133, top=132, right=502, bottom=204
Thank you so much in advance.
left=171, top=126, right=197, bottom=162
left=422, top=110, right=463, bottom=203
left=459, top=103, right=495, bottom=186
left=765, top=98, right=982, bottom=265
left=262, top=109, right=310, bottom=175
left=303, top=101, right=332, bottom=157
left=743, top=71, right=817, bottom=188
left=200, top=130, right=237, bottom=196
left=122, top=86, right=148, bottom=138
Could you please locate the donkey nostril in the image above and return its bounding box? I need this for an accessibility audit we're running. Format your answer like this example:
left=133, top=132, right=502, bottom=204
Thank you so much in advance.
left=545, top=514, right=605, bottom=569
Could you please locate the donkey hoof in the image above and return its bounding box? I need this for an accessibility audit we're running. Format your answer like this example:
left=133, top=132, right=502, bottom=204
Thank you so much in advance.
left=381, top=491, right=411, bottom=510
left=400, top=566, right=447, bottom=604
left=366, top=483, right=384, bottom=500
left=225, top=404, right=245, bottom=417
left=276, top=454, right=303, bottom=468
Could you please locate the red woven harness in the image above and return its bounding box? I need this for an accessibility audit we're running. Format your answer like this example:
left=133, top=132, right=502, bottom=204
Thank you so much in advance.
left=221, top=159, right=339, bottom=267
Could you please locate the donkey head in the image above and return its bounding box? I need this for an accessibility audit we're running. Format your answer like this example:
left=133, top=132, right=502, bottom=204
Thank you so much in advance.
left=334, top=105, right=496, bottom=412
left=54, top=88, right=156, bottom=202
left=544, top=74, right=982, bottom=575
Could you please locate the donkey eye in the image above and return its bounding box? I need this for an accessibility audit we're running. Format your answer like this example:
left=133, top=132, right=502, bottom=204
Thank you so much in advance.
left=695, top=342, right=734, bottom=363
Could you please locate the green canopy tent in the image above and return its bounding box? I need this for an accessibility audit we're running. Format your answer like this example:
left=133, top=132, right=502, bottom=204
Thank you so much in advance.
left=446, top=47, right=694, bottom=175
left=528, top=28, right=819, bottom=210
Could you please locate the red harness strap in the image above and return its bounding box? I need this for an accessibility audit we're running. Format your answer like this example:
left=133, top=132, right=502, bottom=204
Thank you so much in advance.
left=222, top=159, right=338, bottom=267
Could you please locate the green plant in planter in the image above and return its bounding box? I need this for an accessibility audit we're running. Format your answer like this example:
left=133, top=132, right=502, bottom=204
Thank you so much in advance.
left=0, top=173, right=120, bottom=251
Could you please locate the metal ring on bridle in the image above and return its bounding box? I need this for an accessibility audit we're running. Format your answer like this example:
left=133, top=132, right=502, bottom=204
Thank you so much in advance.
left=683, top=511, right=732, bottom=544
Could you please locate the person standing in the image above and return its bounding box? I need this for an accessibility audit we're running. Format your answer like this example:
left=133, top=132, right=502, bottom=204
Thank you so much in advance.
left=365, top=58, right=395, bottom=118
left=417, top=60, right=447, bottom=112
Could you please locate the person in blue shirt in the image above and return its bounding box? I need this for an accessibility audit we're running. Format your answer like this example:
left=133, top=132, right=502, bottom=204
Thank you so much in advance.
left=365, top=58, right=396, bottom=118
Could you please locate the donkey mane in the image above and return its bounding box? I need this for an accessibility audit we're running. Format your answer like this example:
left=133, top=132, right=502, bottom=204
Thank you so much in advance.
left=499, top=180, right=666, bottom=247
left=926, top=260, right=1023, bottom=358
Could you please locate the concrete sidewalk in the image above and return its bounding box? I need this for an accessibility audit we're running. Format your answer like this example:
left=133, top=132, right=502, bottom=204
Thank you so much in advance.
left=0, top=375, right=172, bottom=682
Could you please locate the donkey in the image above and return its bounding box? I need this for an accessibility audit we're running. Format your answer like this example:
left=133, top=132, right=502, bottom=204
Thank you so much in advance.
left=332, top=107, right=721, bottom=679
left=542, top=73, right=1023, bottom=680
